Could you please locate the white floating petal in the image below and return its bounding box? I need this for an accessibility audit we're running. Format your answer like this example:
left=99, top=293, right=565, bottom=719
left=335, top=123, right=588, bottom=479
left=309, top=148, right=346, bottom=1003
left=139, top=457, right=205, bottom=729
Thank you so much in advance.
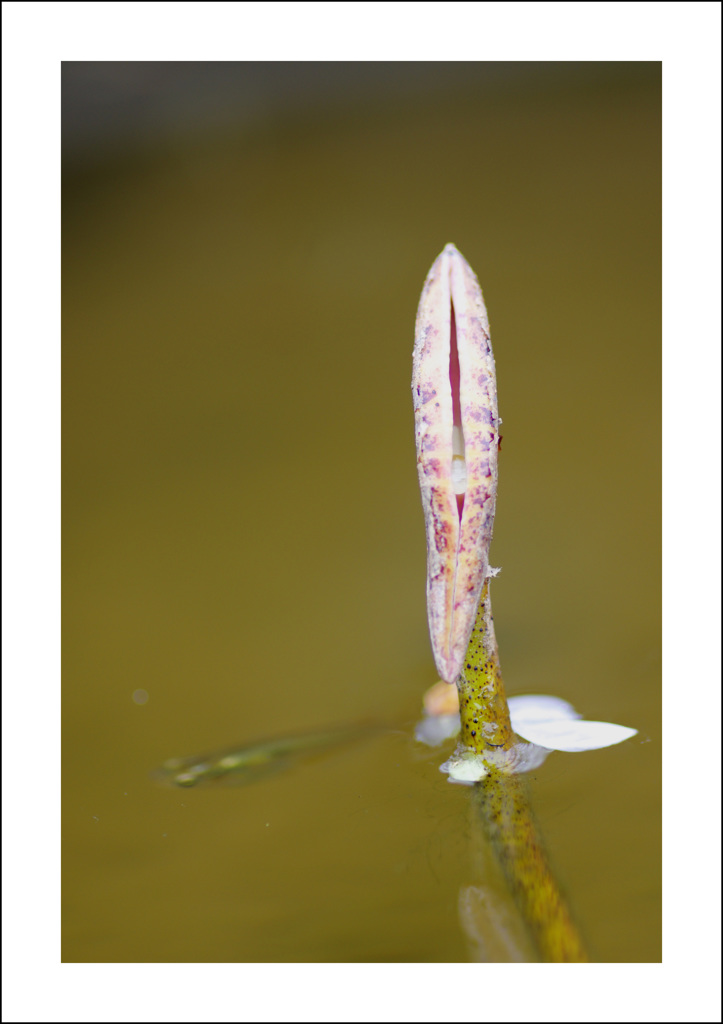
left=414, top=712, right=461, bottom=746
left=509, top=694, right=637, bottom=752
left=515, top=718, right=637, bottom=752
left=509, top=694, right=580, bottom=729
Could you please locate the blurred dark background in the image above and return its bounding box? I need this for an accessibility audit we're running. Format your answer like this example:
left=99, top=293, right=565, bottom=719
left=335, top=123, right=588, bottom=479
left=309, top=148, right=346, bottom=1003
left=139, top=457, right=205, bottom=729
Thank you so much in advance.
left=63, top=61, right=656, bottom=166
left=62, top=62, right=660, bottom=963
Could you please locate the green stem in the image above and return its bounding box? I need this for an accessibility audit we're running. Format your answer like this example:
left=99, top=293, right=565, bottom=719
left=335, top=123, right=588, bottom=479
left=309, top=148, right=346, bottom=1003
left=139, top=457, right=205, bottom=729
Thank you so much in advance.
left=456, top=579, right=514, bottom=754
left=456, top=579, right=590, bottom=962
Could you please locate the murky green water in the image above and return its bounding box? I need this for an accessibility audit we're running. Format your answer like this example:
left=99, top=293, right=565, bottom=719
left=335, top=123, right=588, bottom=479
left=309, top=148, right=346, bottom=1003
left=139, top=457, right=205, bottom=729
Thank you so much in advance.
left=62, top=66, right=660, bottom=962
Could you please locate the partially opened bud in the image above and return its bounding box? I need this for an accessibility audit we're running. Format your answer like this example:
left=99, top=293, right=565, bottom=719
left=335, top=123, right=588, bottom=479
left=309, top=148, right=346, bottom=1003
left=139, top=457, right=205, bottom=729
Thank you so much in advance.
left=412, top=244, right=499, bottom=683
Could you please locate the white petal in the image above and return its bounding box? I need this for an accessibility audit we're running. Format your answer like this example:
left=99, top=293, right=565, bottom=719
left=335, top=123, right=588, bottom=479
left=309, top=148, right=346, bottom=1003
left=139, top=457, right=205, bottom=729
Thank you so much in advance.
left=508, top=741, right=553, bottom=772
left=441, top=752, right=487, bottom=785
left=414, top=713, right=461, bottom=746
left=516, top=717, right=637, bottom=752
left=509, top=694, right=637, bottom=751
left=509, top=694, right=581, bottom=730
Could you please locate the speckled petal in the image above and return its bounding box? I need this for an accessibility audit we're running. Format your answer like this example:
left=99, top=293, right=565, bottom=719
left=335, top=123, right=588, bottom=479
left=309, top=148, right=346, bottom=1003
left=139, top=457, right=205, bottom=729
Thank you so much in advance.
left=412, top=244, right=499, bottom=683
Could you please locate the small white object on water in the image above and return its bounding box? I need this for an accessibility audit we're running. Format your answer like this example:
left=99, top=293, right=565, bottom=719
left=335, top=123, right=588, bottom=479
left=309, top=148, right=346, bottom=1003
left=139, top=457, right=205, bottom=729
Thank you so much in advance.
left=440, top=736, right=550, bottom=785
left=414, top=712, right=461, bottom=746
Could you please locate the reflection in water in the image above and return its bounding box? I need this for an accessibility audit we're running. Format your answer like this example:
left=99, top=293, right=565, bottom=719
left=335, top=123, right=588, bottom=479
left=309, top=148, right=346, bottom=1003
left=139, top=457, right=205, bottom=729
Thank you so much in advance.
left=459, top=885, right=535, bottom=963
left=156, top=722, right=381, bottom=787
left=467, top=771, right=589, bottom=962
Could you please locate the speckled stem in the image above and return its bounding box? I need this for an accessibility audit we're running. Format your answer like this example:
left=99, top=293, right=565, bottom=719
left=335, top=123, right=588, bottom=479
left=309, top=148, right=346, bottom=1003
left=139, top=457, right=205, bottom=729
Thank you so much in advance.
left=472, top=770, right=590, bottom=962
left=458, top=581, right=589, bottom=960
left=456, top=579, right=514, bottom=754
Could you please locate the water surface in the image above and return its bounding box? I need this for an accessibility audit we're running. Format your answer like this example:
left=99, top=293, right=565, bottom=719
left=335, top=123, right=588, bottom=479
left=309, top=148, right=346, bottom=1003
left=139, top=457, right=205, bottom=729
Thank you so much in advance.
left=62, top=65, right=660, bottom=962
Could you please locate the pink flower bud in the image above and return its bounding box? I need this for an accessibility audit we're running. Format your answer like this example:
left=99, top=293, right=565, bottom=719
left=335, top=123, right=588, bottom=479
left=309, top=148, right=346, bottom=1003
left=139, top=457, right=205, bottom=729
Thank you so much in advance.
left=412, top=244, right=500, bottom=683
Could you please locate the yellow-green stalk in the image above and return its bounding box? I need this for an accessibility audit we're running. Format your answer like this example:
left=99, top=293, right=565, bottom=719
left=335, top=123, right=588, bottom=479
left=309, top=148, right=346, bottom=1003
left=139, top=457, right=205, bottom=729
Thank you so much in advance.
left=456, top=578, right=514, bottom=754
